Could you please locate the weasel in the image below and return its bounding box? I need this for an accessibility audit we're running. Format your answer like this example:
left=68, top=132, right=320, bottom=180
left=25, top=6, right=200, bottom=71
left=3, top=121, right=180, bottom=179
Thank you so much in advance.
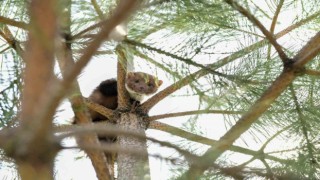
left=89, top=71, right=163, bottom=121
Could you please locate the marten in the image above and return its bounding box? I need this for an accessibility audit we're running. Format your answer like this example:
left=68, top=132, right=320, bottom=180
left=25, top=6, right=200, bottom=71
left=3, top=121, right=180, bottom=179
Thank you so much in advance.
left=75, top=72, right=162, bottom=176
left=88, top=71, right=163, bottom=122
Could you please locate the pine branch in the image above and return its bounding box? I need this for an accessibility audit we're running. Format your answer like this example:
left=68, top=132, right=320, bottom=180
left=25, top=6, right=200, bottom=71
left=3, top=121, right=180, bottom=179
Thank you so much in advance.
left=124, top=39, right=219, bottom=74
left=62, top=0, right=140, bottom=87
left=292, top=32, right=320, bottom=66
left=91, top=0, right=104, bottom=19
left=149, top=122, right=290, bottom=164
left=0, top=26, right=24, bottom=58
left=267, top=0, right=284, bottom=60
left=289, top=85, right=316, bottom=168
left=63, top=144, right=184, bottom=166
left=56, top=122, right=200, bottom=163
left=84, top=98, right=114, bottom=120
left=180, top=30, right=320, bottom=180
left=305, top=69, right=320, bottom=76
left=147, top=110, right=243, bottom=121
left=116, top=44, right=131, bottom=110
left=0, top=15, right=28, bottom=29
left=14, top=0, right=58, bottom=178
left=57, top=2, right=113, bottom=178
left=260, top=124, right=293, bottom=151
left=224, top=0, right=289, bottom=62
left=141, top=14, right=315, bottom=113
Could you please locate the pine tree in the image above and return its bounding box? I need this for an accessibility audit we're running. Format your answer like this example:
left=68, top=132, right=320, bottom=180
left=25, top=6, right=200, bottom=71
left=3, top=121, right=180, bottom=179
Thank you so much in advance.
left=0, top=0, right=320, bottom=179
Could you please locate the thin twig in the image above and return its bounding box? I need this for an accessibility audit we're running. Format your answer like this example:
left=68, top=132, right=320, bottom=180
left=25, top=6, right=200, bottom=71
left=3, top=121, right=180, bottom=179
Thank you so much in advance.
left=224, top=0, right=289, bottom=62
left=289, top=85, right=316, bottom=167
left=91, top=0, right=105, bottom=19
left=147, top=110, right=243, bottom=121
left=267, top=0, right=284, bottom=60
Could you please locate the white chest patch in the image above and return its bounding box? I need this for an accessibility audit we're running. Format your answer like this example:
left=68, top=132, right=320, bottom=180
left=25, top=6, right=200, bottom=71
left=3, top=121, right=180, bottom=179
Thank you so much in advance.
left=125, top=84, right=145, bottom=102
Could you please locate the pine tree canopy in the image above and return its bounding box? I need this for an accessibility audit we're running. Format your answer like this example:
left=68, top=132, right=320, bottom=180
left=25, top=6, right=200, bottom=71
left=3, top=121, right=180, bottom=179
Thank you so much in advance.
left=0, top=0, right=320, bottom=179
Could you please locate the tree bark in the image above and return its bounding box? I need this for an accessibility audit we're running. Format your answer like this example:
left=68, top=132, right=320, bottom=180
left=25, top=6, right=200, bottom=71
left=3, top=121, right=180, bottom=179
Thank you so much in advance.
left=117, top=113, right=150, bottom=180
left=17, top=161, right=54, bottom=180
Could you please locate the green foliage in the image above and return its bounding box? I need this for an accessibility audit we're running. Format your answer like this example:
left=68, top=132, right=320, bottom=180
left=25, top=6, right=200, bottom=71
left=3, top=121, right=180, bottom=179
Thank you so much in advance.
left=1, top=0, right=320, bottom=179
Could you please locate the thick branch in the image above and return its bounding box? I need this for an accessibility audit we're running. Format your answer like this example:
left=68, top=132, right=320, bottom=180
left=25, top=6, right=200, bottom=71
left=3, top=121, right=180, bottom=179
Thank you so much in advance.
left=292, top=31, right=320, bottom=66
left=181, top=31, right=320, bottom=179
left=57, top=1, right=112, bottom=178
left=16, top=0, right=58, bottom=179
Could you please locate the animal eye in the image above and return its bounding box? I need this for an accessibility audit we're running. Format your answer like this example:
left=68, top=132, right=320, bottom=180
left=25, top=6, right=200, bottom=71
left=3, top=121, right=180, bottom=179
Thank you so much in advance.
left=148, top=83, right=153, bottom=87
left=135, top=80, right=139, bottom=83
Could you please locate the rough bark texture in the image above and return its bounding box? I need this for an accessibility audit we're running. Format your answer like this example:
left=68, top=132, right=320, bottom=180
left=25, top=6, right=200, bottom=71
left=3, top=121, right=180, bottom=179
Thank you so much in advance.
left=117, top=113, right=150, bottom=180
left=14, top=0, right=58, bottom=179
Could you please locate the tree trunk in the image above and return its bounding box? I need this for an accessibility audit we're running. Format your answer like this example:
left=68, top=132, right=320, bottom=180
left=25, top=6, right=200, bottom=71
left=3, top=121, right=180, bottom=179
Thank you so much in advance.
left=17, top=161, right=54, bottom=180
left=117, top=113, right=150, bottom=180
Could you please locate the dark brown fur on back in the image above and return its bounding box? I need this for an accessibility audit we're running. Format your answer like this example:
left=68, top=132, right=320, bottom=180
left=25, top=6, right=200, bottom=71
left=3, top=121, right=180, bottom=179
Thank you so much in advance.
left=89, top=79, right=118, bottom=121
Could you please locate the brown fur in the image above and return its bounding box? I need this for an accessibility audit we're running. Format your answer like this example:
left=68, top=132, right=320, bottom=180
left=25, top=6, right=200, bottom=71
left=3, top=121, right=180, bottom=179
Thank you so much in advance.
left=75, top=72, right=162, bottom=177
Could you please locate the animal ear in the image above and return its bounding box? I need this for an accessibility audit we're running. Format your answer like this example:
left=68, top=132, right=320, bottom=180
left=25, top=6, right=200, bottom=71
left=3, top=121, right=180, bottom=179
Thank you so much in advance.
left=126, top=72, right=134, bottom=78
left=158, top=80, right=163, bottom=86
